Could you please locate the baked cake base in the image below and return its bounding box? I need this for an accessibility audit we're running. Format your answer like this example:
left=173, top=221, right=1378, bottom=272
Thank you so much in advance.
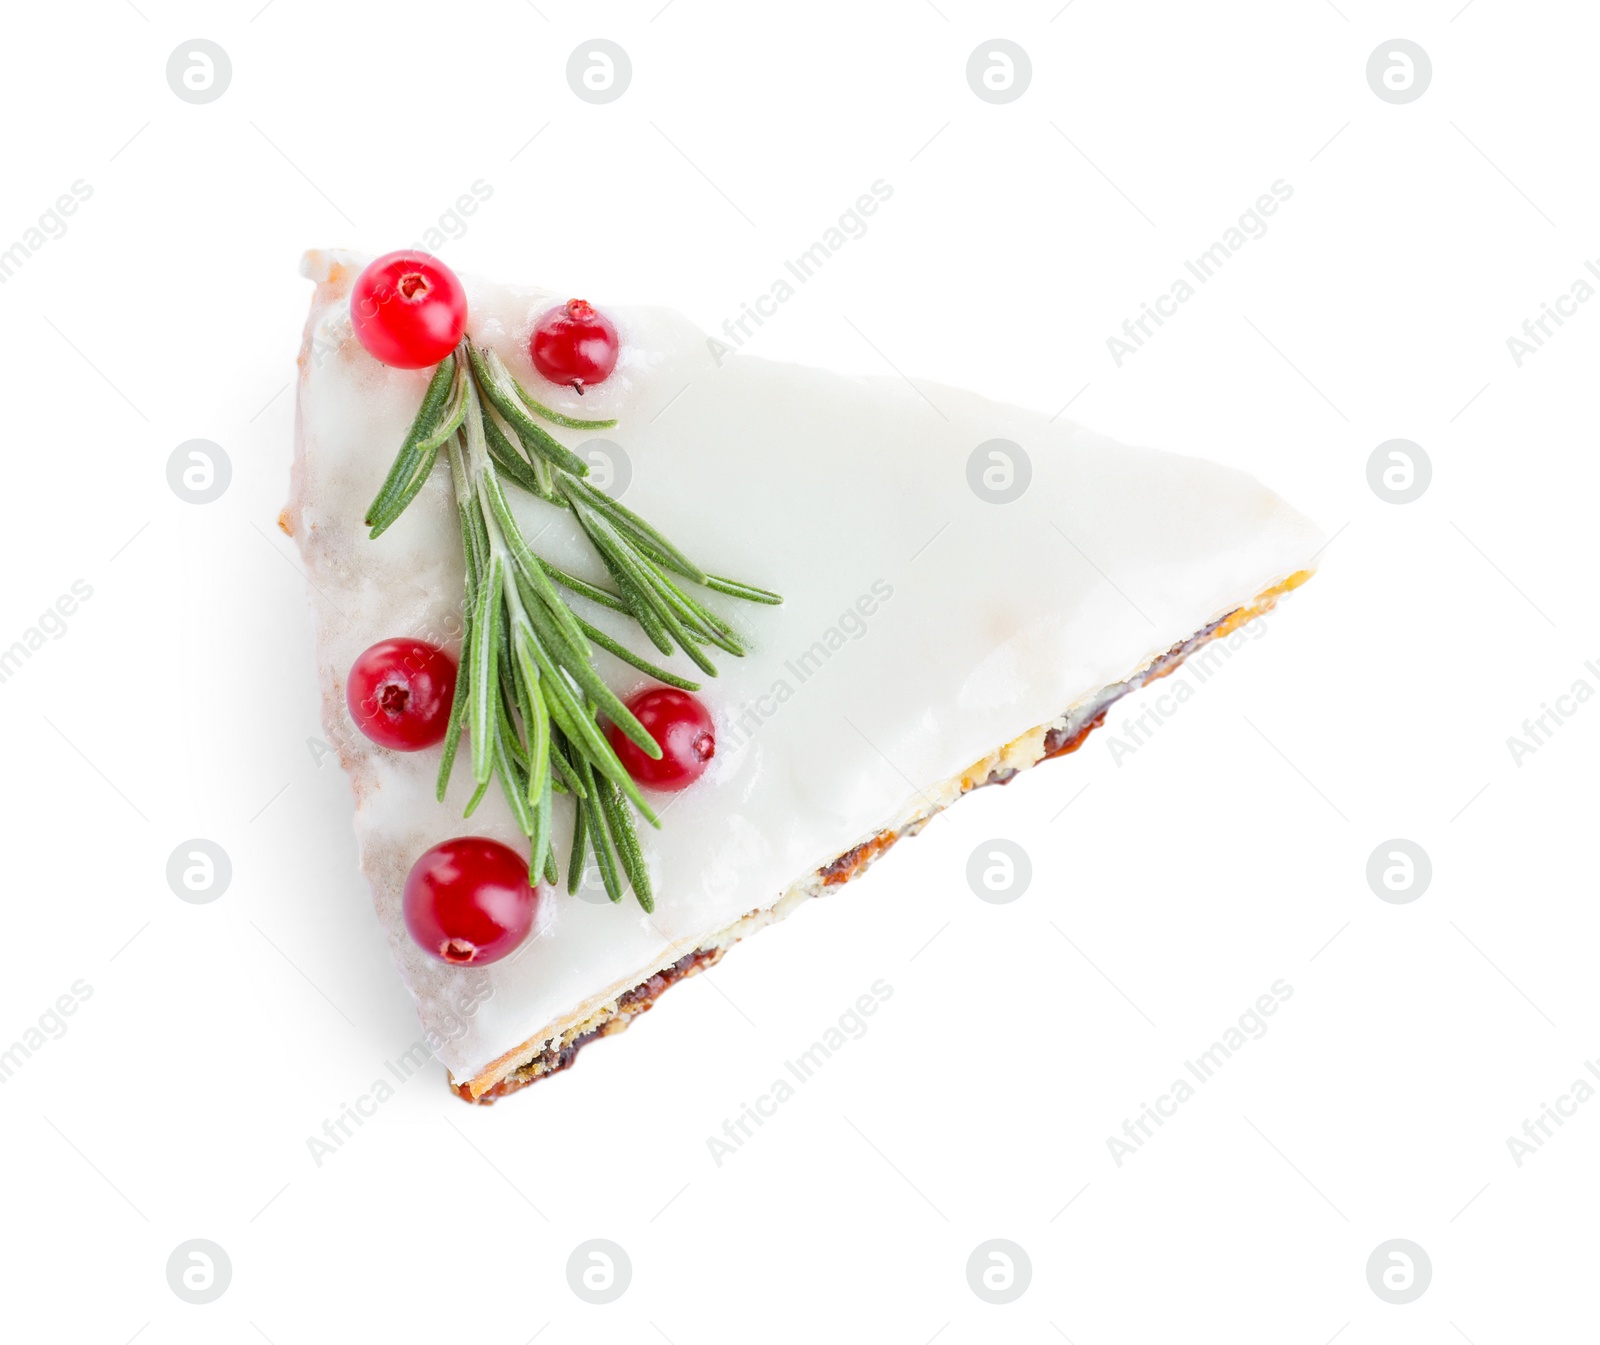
left=455, top=570, right=1312, bottom=1102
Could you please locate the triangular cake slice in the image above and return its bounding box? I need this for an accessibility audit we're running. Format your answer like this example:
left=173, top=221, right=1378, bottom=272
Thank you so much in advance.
left=286, top=249, right=1322, bottom=1102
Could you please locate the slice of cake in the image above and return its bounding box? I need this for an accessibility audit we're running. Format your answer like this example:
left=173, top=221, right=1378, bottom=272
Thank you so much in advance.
left=285, top=248, right=1322, bottom=1102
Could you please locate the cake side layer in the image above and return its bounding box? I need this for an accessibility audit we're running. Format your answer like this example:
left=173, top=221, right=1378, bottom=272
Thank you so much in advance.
left=456, top=571, right=1310, bottom=1102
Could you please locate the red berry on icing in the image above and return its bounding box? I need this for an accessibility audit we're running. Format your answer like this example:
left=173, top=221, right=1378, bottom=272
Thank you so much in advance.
left=403, top=837, right=537, bottom=967
left=350, top=251, right=468, bottom=369
left=346, top=638, right=457, bottom=751
left=530, top=299, right=619, bottom=392
left=607, top=688, right=715, bottom=791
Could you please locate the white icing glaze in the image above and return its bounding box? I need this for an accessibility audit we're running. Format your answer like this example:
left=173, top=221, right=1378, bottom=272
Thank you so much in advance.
left=289, top=250, right=1324, bottom=1083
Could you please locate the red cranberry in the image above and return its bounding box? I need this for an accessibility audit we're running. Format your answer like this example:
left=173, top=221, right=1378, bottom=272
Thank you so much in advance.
left=403, top=837, right=537, bottom=967
left=349, top=251, right=468, bottom=370
left=347, top=638, right=457, bottom=751
left=607, top=688, right=715, bottom=791
left=530, top=299, right=619, bottom=393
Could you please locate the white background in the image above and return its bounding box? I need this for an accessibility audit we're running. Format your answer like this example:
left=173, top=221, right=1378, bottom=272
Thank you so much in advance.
left=1, top=1, right=1595, bottom=1340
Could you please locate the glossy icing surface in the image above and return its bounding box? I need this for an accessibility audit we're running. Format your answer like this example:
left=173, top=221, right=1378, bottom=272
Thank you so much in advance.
left=289, top=250, right=1324, bottom=1082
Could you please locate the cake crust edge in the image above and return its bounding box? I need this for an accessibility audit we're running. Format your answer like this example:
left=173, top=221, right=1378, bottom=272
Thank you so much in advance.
left=454, top=569, right=1313, bottom=1103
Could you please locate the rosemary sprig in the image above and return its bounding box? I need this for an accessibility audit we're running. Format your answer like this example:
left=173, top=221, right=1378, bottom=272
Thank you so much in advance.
left=363, top=335, right=780, bottom=910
